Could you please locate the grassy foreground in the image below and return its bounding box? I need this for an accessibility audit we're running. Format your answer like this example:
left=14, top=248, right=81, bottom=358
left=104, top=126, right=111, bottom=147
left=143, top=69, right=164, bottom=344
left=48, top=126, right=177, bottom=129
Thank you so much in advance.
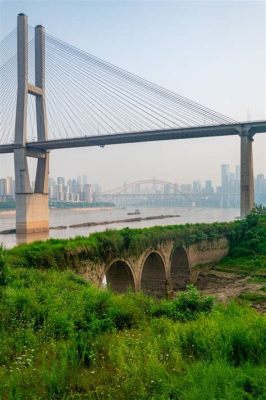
left=0, top=268, right=266, bottom=400
left=0, top=210, right=266, bottom=399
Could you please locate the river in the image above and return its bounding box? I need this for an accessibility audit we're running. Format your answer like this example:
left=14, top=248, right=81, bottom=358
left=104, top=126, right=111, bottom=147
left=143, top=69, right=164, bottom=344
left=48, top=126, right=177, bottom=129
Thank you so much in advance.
left=0, top=207, right=239, bottom=248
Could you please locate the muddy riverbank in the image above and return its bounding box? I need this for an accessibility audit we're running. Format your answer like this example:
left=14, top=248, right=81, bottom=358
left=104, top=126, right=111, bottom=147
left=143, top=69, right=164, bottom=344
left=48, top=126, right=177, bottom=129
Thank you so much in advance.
left=197, top=268, right=266, bottom=312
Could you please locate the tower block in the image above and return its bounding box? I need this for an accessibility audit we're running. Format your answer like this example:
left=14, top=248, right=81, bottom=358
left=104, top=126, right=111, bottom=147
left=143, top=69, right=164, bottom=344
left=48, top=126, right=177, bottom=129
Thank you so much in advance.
left=14, top=14, right=49, bottom=234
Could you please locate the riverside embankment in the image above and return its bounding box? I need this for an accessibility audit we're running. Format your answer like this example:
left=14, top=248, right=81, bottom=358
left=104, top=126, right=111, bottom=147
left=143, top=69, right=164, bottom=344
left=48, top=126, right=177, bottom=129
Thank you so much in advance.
left=5, top=211, right=266, bottom=296
left=0, top=213, right=181, bottom=234
left=0, top=206, right=239, bottom=247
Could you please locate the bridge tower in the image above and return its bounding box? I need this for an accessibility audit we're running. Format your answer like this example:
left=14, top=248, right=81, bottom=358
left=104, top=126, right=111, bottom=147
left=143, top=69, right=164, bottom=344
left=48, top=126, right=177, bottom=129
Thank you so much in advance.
left=240, top=127, right=254, bottom=218
left=14, top=13, right=49, bottom=234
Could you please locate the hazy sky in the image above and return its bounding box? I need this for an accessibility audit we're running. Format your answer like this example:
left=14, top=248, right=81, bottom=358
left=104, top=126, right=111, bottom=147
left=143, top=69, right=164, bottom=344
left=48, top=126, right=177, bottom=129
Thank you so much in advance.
left=0, top=0, right=265, bottom=189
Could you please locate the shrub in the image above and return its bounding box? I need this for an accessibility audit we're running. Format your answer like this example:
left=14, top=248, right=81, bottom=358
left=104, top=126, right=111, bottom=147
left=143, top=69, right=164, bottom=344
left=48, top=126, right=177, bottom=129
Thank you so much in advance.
left=150, top=285, right=214, bottom=321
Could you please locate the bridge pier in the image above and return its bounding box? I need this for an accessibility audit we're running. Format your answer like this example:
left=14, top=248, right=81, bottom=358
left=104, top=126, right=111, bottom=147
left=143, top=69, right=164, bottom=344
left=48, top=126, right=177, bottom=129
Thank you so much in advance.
left=14, top=14, right=49, bottom=234
left=240, top=129, right=254, bottom=218
left=16, top=193, right=49, bottom=234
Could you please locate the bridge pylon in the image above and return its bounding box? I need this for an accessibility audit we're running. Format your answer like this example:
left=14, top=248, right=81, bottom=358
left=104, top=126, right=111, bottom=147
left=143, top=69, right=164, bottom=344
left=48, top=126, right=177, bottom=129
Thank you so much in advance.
left=240, top=126, right=254, bottom=218
left=14, top=13, right=49, bottom=234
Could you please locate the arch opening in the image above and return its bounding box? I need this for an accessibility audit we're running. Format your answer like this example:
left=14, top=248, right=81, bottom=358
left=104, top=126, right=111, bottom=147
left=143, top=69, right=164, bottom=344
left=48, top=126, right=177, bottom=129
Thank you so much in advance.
left=105, top=260, right=135, bottom=293
left=141, top=252, right=166, bottom=298
left=170, top=246, right=190, bottom=291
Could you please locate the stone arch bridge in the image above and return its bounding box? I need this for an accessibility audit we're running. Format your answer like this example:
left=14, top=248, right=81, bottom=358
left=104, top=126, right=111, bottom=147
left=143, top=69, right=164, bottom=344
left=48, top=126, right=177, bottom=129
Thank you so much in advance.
left=81, top=238, right=228, bottom=297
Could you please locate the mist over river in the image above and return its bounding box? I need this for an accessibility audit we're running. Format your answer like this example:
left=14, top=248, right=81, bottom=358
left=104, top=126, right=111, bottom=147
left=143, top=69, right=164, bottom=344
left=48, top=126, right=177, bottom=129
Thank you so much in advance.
left=0, top=207, right=239, bottom=248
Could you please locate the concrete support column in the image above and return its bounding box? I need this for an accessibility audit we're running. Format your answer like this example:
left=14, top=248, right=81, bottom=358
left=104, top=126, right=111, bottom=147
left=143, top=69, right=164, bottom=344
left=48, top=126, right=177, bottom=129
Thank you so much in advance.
left=14, top=14, right=30, bottom=194
left=240, top=132, right=254, bottom=217
left=34, top=24, right=49, bottom=194
left=14, top=14, right=49, bottom=234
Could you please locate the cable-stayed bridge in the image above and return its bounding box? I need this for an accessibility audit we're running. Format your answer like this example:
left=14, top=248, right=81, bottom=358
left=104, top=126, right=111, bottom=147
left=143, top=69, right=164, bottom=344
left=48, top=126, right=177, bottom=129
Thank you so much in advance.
left=0, top=13, right=265, bottom=234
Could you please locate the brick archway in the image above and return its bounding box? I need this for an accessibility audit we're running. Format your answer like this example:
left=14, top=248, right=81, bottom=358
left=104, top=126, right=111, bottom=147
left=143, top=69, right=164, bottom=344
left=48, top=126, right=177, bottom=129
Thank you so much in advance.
left=105, top=259, right=136, bottom=293
left=140, top=251, right=167, bottom=297
left=170, top=246, right=190, bottom=290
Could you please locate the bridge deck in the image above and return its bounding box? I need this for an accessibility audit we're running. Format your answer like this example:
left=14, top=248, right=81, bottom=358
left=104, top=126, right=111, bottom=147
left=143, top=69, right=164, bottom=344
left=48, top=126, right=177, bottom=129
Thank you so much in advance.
left=1, top=121, right=265, bottom=154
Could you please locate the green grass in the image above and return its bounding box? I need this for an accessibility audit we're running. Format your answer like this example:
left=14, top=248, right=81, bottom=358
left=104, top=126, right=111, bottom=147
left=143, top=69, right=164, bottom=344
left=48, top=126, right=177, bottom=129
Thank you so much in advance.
left=215, top=212, right=266, bottom=276
left=216, top=255, right=266, bottom=276
left=0, top=266, right=266, bottom=399
left=1, top=210, right=266, bottom=399
left=238, top=291, right=266, bottom=302
left=0, top=199, right=16, bottom=210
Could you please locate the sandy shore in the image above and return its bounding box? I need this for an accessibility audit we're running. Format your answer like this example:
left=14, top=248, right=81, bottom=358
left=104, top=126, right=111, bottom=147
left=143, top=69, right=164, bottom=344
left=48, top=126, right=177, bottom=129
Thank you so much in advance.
left=0, top=207, right=112, bottom=217
left=0, top=210, right=16, bottom=216
left=55, top=214, right=181, bottom=230
left=62, top=207, right=113, bottom=213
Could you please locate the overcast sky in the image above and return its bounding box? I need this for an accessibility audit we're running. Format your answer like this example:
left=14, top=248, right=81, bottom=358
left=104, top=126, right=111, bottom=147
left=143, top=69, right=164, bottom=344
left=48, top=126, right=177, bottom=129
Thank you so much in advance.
left=0, top=0, right=265, bottom=189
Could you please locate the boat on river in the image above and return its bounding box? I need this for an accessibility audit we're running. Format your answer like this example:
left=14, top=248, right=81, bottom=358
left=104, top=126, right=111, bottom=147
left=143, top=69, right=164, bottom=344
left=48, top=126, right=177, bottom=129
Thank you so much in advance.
left=127, top=209, right=141, bottom=216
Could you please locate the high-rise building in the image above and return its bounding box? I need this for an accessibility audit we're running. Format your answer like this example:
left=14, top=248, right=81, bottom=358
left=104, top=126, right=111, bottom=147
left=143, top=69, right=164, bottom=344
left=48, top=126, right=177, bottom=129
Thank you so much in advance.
left=221, top=164, right=231, bottom=207
left=205, top=180, right=213, bottom=195
left=255, top=174, right=266, bottom=205
left=0, top=179, right=7, bottom=196
left=255, top=174, right=266, bottom=192
left=83, top=184, right=92, bottom=202
left=6, top=177, right=14, bottom=196
left=235, top=165, right=240, bottom=182
left=173, top=183, right=179, bottom=194
left=193, top=180, right=201, bottom=193
left=57, top=177, right=65, bottom=186
left=221, top=164, right=230, bottom=192
left=163, top=184, right=170, bottom=194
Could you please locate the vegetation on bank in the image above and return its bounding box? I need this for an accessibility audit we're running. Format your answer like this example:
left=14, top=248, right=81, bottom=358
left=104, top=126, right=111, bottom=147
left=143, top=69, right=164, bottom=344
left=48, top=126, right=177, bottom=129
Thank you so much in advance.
left=0, top=200, right=114, bottom=211
left=5, top=207, right=266, bottom=273
left=6, top=222, right=229, bottom=269
left=0, top=199, right=16, bottom=210
left=0, top=209, right=265, bottom=399
left=215, top=208, right=266, bottom=277
left=49, top=200, right=115, bottom=209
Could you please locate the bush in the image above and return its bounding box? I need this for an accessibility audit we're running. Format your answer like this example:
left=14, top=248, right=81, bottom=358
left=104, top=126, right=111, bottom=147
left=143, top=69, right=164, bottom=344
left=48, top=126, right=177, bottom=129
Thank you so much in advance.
left=150, top=285, right=214, bottom=321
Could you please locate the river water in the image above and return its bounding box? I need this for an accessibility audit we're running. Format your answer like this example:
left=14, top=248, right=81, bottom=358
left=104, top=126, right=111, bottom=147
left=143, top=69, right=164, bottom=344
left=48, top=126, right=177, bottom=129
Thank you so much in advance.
left=0, top=207, right=239, bottom=248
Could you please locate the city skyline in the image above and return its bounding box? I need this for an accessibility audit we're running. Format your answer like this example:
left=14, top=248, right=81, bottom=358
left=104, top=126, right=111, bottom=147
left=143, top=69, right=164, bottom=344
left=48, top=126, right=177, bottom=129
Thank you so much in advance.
left=1, top=164, right=266, bottom=208
left=1, top=164, right=266, bottom=191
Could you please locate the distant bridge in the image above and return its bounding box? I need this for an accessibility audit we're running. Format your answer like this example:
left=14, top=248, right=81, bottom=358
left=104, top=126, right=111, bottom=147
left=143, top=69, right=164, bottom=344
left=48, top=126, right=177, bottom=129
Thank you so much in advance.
left=0, top=13, right=265, bottom=234
left=102, top=179, right=187, bottom=195
left=98, top=179, right=198, bottom=206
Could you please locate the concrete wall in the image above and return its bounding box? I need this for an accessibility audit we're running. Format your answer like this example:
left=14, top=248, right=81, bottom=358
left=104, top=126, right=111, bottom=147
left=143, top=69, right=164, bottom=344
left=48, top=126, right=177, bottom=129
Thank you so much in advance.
left=188, top=238, right=229, bottom=283
left=76, top=237, right=229, bottom=297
